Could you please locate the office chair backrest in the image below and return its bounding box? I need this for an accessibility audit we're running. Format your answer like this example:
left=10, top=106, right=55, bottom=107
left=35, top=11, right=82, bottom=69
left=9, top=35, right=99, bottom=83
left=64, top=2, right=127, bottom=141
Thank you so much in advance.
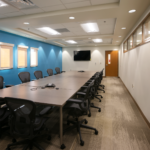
left=5, top=97, right=36, bottom=138
left=47, top=69, right=53, bottom=76
left=34, top=70, right=43, bottom=79
left=0, top=76, right=4, bottom=89
left=55, top=67, right=60, bottom=74
left=18, top=72, right=30, bottom=83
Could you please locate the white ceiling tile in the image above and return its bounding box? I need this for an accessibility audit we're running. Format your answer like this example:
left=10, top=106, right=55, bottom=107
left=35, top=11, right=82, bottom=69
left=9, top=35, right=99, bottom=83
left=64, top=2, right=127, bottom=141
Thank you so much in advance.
left=91, top=0, right=119, bottom=5
left=0, top=6, right=18, bottom=14
left=97, top=18, right=116, bottom=24
left=61, top=0, right=88, bottom=4
left=62, top=22, right=80, bottom=28
left=21, top=8, right=44, bottom=15
left=65, top=1, right=91, bottom=9
left=48, top=24, right=65, bottom=29
left=4, top=12, right=25, bottom=17
left=41, top=5, right=66, bottom=12
left=32, top=0, right=63, bottom=8
left=67, top=27, right=84, bottom=32
left=73, top=32, right=88, bottom=35
left=61, top=32, right=75, bottom=36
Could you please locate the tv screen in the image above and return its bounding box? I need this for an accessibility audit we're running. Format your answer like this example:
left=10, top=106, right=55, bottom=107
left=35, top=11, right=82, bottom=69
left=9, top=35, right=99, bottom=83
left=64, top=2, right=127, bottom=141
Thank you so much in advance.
left=74, top=50, right=91, bottom=61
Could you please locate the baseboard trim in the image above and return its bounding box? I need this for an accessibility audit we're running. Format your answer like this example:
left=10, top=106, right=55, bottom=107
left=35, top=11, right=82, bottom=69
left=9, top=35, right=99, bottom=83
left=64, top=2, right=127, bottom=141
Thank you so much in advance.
left=120, top=78, right=150, bottom=129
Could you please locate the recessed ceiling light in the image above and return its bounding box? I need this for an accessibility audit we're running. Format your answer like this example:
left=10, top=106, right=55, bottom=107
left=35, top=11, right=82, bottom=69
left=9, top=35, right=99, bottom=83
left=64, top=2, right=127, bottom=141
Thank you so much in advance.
left=37, top=27, right=61, bottom=35
left=129, top=9, right=136, bottom=13
left=139, top=32, right=142, bottom=35
left=0, top=1, right=8, bottom=7
left=116, top=41, right=119, bottom=42
left=93, top=39, right=103, bottom=43
left=69, top=17, right=75, bottom=19
left=122, top=27, right=126, bottom=30
left=81, top=23, right=99, bottom=33
left=119, top=36, right=122, bottom=37
left=24, top=22, right=29, bottom=25
left=66, top=40, right=77, bottom=44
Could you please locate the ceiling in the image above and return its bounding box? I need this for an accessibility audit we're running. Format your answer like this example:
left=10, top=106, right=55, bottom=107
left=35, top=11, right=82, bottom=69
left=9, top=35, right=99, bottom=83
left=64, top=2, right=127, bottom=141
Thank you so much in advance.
left=0, top=0, right=149, bottom=47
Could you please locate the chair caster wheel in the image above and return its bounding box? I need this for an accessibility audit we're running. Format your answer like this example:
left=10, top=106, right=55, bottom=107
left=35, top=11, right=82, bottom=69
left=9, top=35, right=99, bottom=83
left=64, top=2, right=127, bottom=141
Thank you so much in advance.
left=98, top=109, right=101, bottom=112
left=99, top=100, right=101, bottom=102
left=6, top=148, right=10, bottom=150
left=47, top=135, right=51, bottom=141
left=88, top=113, right=91, bottom=117
left=103, top=91, right=105, bottom=93
left=80, top=140, right=84, bottom=146
left=85, top=120, right=88, bottom=124
left=101, top=96, right=103, bottom=98
left=60, top=144, right=66, bottom=149
left=12, top=139, right=16, bottom=143
left=95, top=130, right=98, bottom=135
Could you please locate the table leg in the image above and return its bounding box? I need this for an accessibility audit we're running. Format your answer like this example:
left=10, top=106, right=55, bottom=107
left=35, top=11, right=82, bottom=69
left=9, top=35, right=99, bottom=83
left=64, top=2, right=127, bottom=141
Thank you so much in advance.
left=60, top=106, right=66, bottom=149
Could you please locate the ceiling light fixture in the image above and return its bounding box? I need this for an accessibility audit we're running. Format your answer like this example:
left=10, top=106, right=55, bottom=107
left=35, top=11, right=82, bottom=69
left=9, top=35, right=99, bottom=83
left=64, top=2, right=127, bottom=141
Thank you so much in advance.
left=122, top=27, right=126, bottom=30
left=129, top=9, right=136, bottom=13
left=69, top=17, right=75, bottom=19
left=148, top=31, right=150, bottom=34
left=37, top=27, right=61, bottom=35
left=80, top=23, right=99, bottom=33
left=66, top=40, right=77, bottom=44
left=93, top=39, right=103, bottom=43
left=24, top=22, right=29, bottom=25
left=139, top=32, right=142, bottom=35
left=0, top=0, right=8, bottom=7
left=119, top=36, right=122, bottom=37
left=9, top=0, right=34, bottom=6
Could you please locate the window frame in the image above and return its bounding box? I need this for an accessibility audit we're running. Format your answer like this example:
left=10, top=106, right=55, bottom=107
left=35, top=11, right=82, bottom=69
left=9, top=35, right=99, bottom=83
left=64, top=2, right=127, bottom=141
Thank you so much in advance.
left=0, top=42, right=14, bottom=70
left=123, top=13, right=150, bottom=53
left=17, top=45, right=28, bottom=68
left=30, top=47, right=38, bottom=67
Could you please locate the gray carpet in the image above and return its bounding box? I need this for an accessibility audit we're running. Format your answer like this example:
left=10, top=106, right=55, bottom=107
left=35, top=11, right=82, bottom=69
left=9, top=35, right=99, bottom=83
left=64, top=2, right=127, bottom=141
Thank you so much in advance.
left=0, top=77, right=150, bottom=150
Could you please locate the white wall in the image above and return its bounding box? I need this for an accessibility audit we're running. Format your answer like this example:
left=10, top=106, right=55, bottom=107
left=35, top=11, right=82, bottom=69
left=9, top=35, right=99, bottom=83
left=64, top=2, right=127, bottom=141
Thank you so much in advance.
left=62, top=46, right=119, bottom=76
left=119, top=6, right=150, bottom=123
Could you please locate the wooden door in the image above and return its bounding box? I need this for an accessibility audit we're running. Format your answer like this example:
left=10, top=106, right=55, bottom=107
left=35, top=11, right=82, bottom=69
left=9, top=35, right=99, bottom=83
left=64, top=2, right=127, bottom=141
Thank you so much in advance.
left=105, top=51, right=118, bottom=76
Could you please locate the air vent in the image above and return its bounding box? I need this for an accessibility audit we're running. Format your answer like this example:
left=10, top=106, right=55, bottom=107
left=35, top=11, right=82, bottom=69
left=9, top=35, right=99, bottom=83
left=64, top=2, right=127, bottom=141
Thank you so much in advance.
left=55, top=28, right=70, bottom=33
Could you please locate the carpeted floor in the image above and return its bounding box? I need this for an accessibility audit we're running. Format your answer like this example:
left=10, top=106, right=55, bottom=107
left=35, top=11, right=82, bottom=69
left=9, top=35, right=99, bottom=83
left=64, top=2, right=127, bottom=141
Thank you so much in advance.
left=0, top=77, right=150, bottom=150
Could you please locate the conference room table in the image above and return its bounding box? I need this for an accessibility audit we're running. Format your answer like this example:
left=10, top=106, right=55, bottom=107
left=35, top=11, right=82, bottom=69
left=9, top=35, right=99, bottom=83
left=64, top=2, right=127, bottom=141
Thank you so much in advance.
left=0, top=71, right=96, bottom=149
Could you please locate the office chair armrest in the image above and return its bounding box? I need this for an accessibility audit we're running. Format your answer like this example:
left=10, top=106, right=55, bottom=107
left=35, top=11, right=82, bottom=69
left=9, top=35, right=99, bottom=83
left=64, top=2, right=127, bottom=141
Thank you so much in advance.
left=67, top=99, right=83, bottom=104
left=39, top=106, right=51, bottom=116
left=76, top=92, right=86, bottom=96
left=0, top=98, right=5, bottom=105
left=5, top=84, right=14, bottom=88
left=61, top=71, right=65, bottom=73
left=81, top=86, right=88, bottom=88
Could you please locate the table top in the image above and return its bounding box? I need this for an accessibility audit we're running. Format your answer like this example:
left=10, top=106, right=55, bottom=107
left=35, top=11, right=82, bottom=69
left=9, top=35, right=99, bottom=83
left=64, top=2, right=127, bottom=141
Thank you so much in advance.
left=0, top=71, right=96, bottom=106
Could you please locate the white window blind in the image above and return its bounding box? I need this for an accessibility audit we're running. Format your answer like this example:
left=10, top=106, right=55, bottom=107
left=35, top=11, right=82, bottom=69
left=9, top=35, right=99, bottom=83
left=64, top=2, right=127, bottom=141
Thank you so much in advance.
left=30, top=48, right=38, bottom=67
left=18, top=46, right=28, bottom=68
left=0, top=43, right=14, bottom=70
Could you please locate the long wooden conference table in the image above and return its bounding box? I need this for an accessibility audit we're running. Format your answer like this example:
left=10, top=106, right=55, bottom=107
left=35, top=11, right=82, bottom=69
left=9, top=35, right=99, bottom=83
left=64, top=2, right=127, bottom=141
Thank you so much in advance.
left=0, top=71, right=96, bottom=149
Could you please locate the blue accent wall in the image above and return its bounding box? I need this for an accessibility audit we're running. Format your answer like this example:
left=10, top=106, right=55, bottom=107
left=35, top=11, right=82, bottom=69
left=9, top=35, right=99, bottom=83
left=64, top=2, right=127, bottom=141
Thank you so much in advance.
left=0, top=31, right=62, bottom=86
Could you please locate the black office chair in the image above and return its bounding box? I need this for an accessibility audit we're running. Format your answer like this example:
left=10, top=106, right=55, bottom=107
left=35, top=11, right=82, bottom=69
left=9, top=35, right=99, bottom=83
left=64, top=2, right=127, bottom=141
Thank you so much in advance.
left=55, top=67, right=65, bottom=74
left=0, top=98, right=10, bottom=138
left=34, top=70, right=47, bottom=79
left=18, top=72, right=31, bottom=83
left=0, top=76, right=14, bottom=88
left=5, top=97, right=51, bottom=150
left=47, top=69, right=53, bottom=76
left=18, top=72, right=52, bottom=116
left=64, top=84, right=98, bottom=146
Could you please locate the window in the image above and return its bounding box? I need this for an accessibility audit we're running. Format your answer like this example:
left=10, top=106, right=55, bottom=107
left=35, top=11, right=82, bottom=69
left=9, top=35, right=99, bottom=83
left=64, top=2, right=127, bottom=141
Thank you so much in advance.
left=133, top=25, right=142, bottom=47
left=0, top=42, right=14, bottom=70
left=108, top=54, right=111, bottom=64
left=18, top=45, right=28, bottom=68
left=127, top=36, right=133, bottom=50
left=143, top=15, right=150, bottom=43
left=123, top=41, right=127, bottom=52
left=30, top=47, right=38, bottom=67
left=123, top=13, right=150, bottom=53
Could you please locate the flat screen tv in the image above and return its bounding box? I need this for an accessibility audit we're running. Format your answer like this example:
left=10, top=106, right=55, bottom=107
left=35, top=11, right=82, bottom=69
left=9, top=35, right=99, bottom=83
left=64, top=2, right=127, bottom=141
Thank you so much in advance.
left=74, top=50, right=91, bottom=61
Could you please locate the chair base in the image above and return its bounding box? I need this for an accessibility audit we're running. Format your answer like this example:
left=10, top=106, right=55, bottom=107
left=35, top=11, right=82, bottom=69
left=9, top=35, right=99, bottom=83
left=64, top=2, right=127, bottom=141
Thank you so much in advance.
left=6, top=135, right=51, bottom=150
left=90, top=103, right=101, bottom=112
left=64, top=118, right=98, bottom=146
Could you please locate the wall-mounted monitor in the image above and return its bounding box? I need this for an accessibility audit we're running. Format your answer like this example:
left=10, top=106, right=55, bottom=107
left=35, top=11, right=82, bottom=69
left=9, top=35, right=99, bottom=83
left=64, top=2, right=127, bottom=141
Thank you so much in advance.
left=74, top=50, right=91, bottom=61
